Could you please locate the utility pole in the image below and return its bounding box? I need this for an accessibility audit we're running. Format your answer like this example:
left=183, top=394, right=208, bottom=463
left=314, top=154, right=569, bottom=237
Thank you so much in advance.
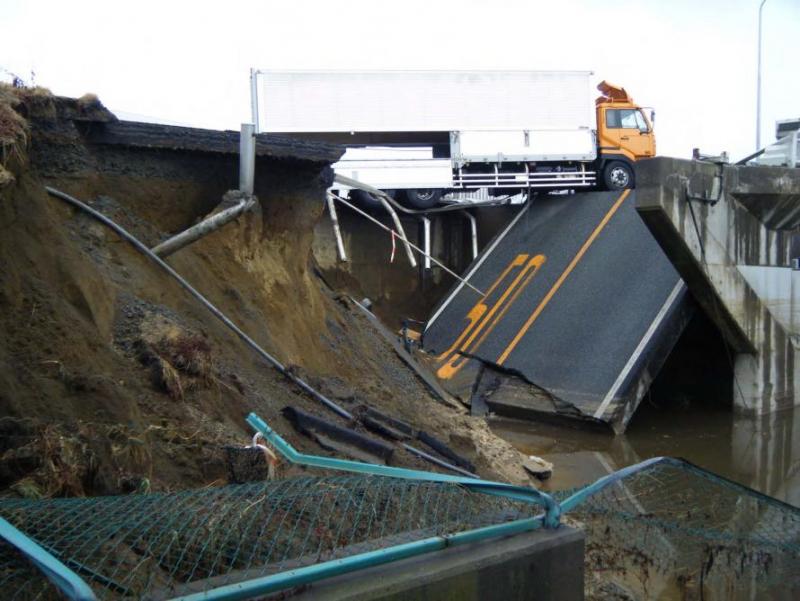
left=756, top=0, right=767, bottom=150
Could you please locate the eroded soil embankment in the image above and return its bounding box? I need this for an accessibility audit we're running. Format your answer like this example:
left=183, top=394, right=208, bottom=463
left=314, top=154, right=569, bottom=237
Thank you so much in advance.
left=0, top=90, right=528, bottom=498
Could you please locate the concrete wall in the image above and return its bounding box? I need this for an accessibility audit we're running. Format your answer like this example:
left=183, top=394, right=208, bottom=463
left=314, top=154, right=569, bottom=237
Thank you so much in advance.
left=292, top=526, right=585, bottom=601
left=636, top=157, right=799, bottom=415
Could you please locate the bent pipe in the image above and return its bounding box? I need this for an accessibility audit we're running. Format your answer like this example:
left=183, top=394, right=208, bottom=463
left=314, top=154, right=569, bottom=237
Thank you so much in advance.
left=0, top=517, right=96, bottom=601
left=375, top=191, right=417, bottom=268
left=45, top=187, right=474, bottom=478
left=400, top=442, right=477, bottom=478
left=333, top=173, right=518, bottom=215
left=416, top=430, right=476, bottom=473
left=45, top=186, right=352, bottom=421
left=151, top=194, right=256, bottom=258
left=361, top=414, right=409, bottom=441
left=329, top=192, right=485, bottom=297
left=363, top=406, right=415, bottom=437
left=247, top=412, right=561, bottom=528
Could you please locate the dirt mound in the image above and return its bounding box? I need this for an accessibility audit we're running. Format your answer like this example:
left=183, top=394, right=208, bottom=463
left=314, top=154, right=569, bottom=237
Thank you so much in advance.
left=0, top=90, right=529, bottom=498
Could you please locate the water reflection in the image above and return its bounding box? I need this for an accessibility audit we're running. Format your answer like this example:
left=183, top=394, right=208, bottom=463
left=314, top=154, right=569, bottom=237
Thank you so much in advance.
left=491, top=404, right=800, bottom=506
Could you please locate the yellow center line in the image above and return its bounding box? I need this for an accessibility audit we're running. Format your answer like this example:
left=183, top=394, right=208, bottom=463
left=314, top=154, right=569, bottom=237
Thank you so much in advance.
left=435, top=255, right=528, bottom=362
left=437, top=254, right=545, bottom=380
left=496, top=189, right=631, bottom=365
left=468, top=255, right=546, bottom=356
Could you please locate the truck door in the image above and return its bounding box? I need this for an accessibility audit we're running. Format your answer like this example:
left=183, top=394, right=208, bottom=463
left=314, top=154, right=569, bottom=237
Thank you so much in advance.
left=601, top=108, right=655, bottom=160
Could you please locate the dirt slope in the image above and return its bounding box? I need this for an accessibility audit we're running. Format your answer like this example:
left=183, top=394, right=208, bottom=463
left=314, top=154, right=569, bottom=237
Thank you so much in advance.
left=0, top=88, right=528, bottom=498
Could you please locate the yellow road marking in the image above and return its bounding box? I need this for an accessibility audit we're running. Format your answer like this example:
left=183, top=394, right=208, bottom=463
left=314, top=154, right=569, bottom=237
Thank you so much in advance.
left=435, top=254, right=529, bottom=362
left=496, top=189, right=631, bottom=365
left=469, top=254, right=546, bottom=355
left=437, top=254, right=545, bottom=380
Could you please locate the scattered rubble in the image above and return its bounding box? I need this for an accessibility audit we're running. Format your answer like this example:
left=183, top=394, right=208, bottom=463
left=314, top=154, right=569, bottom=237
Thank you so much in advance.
left=522, top=455, right=554, bottom=480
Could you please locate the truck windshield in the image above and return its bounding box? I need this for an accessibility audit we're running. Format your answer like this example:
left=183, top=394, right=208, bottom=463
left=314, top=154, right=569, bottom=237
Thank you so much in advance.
left=606, top=109, right=650, bottom=133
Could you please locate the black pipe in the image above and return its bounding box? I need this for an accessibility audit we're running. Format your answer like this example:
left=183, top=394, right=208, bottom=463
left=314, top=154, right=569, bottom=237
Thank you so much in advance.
left=45, top=186, right=352, bottom=421
left=45, top=186, right=475, bottom=478
left=416, top=431, right=476, bottom=473
left=282, top=407, right=394, bottom=462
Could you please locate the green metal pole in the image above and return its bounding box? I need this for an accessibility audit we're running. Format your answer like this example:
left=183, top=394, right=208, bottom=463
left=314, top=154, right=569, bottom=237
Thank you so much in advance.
left=0, top=517, right=96, bottom=601
left=170, top=516, right=542, bottom=601
left=246, top=412, right=561, bottom=527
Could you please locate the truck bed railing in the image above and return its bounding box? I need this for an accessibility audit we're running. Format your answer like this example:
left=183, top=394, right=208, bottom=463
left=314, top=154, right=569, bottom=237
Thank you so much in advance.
left=453, top=168, right=596, bottom=189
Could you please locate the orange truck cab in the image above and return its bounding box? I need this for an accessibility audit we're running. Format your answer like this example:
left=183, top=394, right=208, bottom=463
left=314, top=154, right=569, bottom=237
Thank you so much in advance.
left=595, top=81, right=656, bottom=190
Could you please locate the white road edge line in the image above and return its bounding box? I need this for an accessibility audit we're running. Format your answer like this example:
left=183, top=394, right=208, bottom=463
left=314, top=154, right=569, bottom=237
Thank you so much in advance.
left=593, top=280, right=686, bottom=419
left=425, top=202, right=530, bottom=332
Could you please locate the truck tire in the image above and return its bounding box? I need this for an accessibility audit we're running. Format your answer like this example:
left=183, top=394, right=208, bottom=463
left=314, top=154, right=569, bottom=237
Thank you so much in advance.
left=403, top=188, right=443, bottom=210
left=603, top=161, right=634, bottom=190
left=348, top=189, right=383, bottom=211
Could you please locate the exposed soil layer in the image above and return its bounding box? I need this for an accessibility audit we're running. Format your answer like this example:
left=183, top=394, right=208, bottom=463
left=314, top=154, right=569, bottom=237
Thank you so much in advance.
left=0, top=90, right=529, bottom=499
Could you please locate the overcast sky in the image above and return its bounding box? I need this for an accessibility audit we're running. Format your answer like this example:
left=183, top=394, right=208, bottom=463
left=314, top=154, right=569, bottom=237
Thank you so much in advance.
left=2, top=0, right=797, bottom=160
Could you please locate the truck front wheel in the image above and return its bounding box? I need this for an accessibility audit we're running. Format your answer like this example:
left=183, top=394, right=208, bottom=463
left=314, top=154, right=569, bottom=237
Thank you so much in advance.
left=403, top=188, right=443, bottom=210
left=603, top=161, right=634, bottom=190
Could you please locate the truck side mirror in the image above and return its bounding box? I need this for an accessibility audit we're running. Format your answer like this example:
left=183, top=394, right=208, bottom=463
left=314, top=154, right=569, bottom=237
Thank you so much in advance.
left=650, top=110, right=656, bottom=124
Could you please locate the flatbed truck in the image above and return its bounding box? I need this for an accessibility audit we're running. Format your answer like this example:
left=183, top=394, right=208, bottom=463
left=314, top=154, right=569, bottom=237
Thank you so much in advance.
left=250, top=70, right=656, bottom=208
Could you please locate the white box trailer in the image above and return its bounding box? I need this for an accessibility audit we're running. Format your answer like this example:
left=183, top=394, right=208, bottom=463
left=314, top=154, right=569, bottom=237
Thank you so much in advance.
left=251, top=70, right=655, bottom=208
left=256, top=70, right=594, bottom=133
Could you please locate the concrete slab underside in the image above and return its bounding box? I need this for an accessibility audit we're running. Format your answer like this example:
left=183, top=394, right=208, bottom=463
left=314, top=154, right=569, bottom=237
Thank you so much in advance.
left=290, top=526, right=585, bottom=601
left=423, top=191, right=692, bottom=432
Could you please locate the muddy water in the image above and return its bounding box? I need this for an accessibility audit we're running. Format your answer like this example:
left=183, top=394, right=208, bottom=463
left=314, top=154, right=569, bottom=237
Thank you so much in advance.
left=491, top=403, right=800, bottom=506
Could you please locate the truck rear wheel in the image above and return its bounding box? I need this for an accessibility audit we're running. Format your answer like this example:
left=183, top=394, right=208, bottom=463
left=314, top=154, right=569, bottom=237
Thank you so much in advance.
left=348, top=189, right=383, bottom=211
left=603, top=161, right=634, bottom=190
left=403, top=188, right=443, bottom=210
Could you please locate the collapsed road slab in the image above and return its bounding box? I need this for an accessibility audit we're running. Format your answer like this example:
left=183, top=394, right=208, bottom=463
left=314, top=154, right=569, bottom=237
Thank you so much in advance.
left=422, top=190, right=693, bottom=433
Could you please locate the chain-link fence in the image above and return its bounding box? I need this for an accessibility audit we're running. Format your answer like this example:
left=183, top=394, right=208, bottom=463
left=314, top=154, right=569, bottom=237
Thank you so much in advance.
left=557, top=457, right=800, bottom=599
left=1, top=475, right=537, bottom=600
left=2, top=435, right=798, bottom=601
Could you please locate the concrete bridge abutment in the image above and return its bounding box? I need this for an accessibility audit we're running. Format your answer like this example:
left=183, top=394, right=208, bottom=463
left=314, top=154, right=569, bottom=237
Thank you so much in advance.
left=636, top=157, right=799, bottom=415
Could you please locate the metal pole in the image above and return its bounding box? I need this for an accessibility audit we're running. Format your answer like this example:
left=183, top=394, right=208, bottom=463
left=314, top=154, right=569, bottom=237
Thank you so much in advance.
left=329, top=192, right=485, bottom=296
left=421, top=216, right=431, bottom=270
left=46, top=186, right=352, bottom=421
left=239, top=123, right=255, bottom=195
left=464, top=212, right=478, bottom=259
left=249, top=68, right=260, bottom=134
left=756, top=0, right=767, bottom=150
left=151, top=196, right=256, bottom=258
left=0, top=518, right=96, bottom=601
left=326, top=194, right=347, bottom=261
left=373, top=194, right=417, bottom=268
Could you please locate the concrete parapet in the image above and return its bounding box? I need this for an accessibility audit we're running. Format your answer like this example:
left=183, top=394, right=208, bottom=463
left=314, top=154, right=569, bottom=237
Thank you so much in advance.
left=728, top=165, right=800, bottom=230
left=636, top=157, right=799, bottom=415
left=290, top=526, right=585, bottom=601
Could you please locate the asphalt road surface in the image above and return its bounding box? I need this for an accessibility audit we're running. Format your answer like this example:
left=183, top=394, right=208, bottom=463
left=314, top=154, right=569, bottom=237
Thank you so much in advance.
left=423, top=190, right=690, bottom=429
